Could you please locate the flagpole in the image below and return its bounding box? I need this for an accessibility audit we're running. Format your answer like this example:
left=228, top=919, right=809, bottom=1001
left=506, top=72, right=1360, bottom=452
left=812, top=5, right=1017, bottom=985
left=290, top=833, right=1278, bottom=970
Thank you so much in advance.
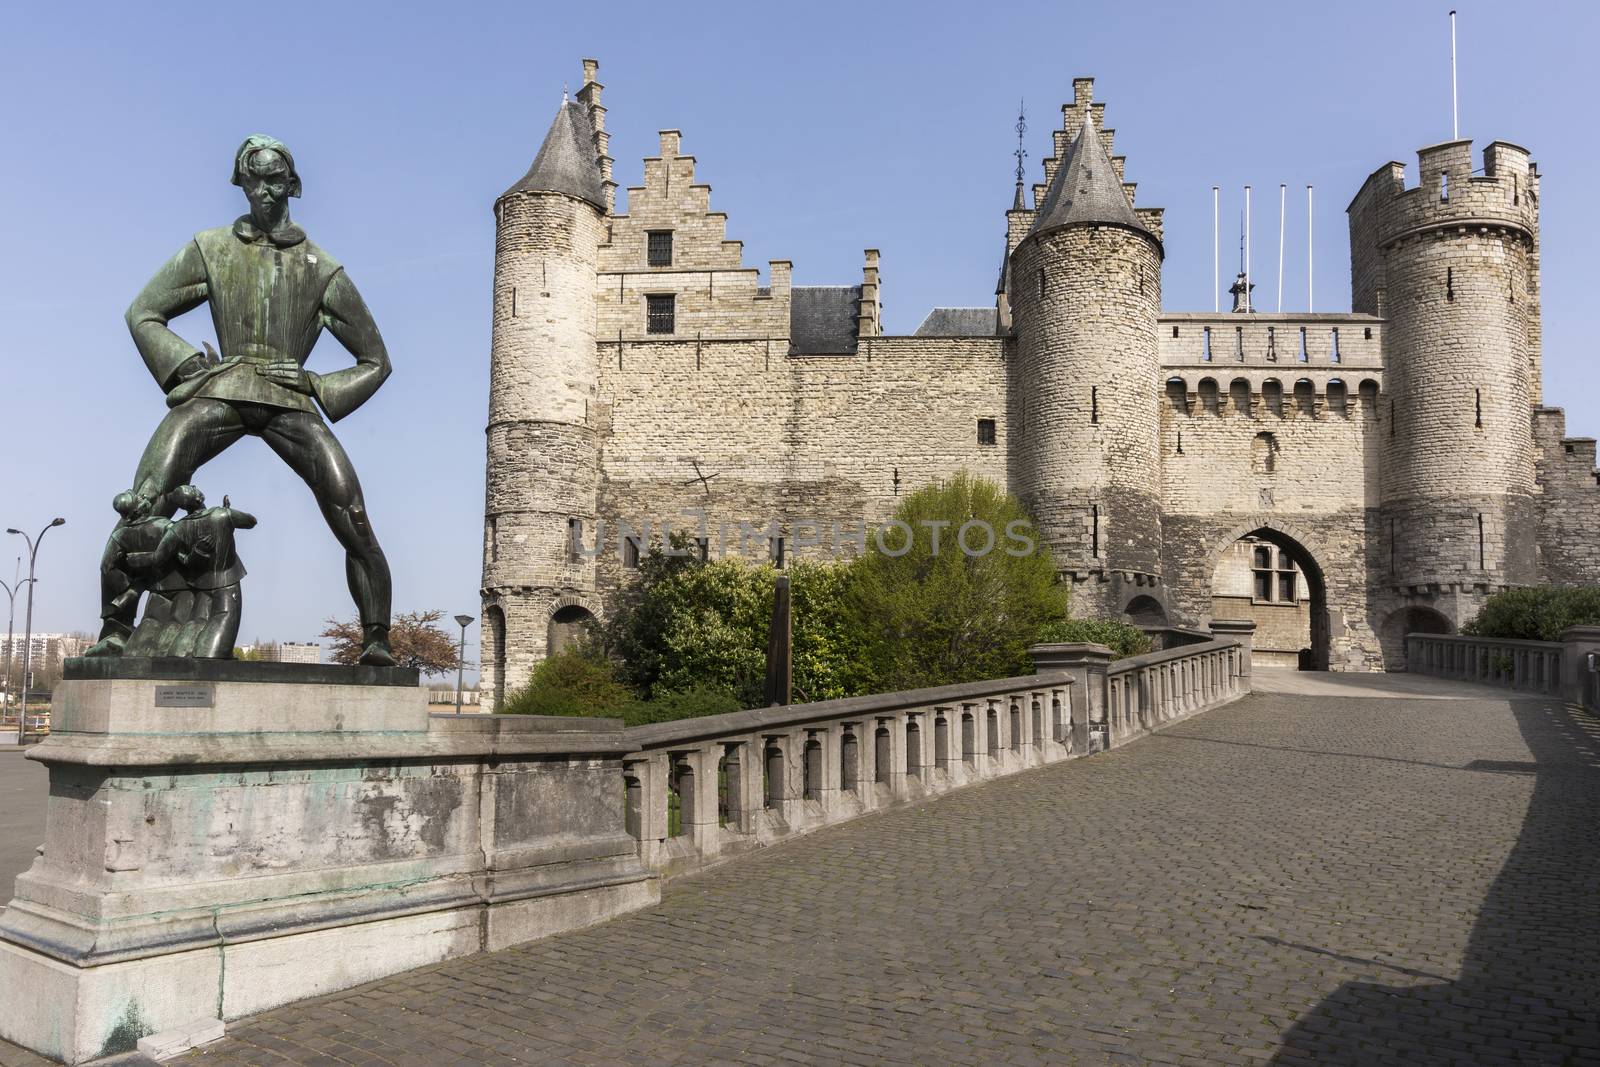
left=1277, top=183, right=1286, bottom=313
left=1306, top=185, right=1314, bottom=313
left=1451, top=10, right=1459, bottom=139
left=1212, top=186, right=1220, bottom=313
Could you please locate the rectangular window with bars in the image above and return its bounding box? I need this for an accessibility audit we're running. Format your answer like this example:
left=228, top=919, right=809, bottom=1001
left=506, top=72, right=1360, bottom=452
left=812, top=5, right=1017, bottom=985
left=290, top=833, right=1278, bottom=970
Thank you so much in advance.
left=646, top=293, right=675, bottom=334
left=647, top=230, right=673, bottom=267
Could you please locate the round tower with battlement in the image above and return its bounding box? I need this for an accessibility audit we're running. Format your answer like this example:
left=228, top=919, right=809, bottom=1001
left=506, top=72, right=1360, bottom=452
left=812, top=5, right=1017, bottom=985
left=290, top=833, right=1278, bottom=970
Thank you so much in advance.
left=1009, top=96, right=1165, bottom=619
left=1347, top=139, right=1541, bottom=616
left=481, top=62, right=614, bottom=709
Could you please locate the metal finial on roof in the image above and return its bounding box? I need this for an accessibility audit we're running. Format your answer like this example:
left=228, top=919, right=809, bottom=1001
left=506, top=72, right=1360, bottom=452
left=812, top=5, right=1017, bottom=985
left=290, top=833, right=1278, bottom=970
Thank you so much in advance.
left=562, top=84, right=569, bottom=103
left=1011, top=99, right=1024, bottom=187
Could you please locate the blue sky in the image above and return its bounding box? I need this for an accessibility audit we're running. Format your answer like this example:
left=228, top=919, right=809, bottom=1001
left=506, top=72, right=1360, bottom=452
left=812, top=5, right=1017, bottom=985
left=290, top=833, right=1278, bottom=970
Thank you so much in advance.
left=2, top=0, right=1595, bottom=668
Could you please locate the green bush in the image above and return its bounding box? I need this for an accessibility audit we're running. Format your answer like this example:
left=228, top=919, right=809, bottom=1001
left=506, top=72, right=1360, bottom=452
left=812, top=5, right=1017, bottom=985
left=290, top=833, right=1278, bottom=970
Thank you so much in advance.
left=1035, top=618, right=1152, bottom=659
left=845, top=473, right=1069, bottom=691
left=594, top=474, right=1067, bottom=708
left=600, top=544, right=866, bottom=707
left=618, top=684, right=744, bottom=727
left=499, top=644, right=631, bottom=717
left=1461, top=586, right=1600, bottom=642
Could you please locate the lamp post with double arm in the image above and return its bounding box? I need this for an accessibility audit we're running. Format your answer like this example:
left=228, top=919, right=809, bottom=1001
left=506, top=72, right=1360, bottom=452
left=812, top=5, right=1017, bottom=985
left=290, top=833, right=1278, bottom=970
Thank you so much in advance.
left=1, top=558, right=34, bottom=733
left=7, top=518, right=66, bottom=744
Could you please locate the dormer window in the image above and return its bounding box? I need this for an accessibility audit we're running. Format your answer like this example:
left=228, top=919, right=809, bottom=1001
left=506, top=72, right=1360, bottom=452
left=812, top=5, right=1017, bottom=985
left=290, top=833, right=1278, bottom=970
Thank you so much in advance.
left=647, top=230, right=673, bottom=267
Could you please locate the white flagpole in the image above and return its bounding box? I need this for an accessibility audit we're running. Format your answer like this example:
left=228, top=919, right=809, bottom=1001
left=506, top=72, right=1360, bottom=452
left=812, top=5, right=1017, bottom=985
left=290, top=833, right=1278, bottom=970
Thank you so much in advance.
left=1307, top=185, right=1314, bottom=313
left=1451, top=10, right=1459, bottom=139
left=1212, top=186, right=1220, bottom=313
left=1277, top=183, right=1286, bottom=313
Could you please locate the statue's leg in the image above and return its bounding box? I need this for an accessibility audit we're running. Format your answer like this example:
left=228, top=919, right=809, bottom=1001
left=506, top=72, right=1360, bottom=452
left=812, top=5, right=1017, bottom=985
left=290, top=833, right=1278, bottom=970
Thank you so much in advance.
left=130, top=400, right=248, bottom=514
left=194, top=585, right=242, bottom=660
left=261, top=412, right=393, bottom=665
left=90, top=401, right=246, bottom=656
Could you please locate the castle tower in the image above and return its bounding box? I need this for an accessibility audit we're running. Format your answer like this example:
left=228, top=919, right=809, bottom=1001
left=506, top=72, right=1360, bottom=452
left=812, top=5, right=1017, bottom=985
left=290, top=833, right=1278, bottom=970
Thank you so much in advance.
left=481, top=62, right=610, bottom=708
left=1347, top=139, right=1541, bottom=609
left=1009, top=98, right=1165, bottom=617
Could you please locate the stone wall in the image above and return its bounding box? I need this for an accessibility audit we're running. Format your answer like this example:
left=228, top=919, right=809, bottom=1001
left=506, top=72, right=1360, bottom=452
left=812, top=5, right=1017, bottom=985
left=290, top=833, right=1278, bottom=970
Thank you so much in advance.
left=1534, top=406, right=1600, bottom=585
left=591, top=335, right=1009, bottom=599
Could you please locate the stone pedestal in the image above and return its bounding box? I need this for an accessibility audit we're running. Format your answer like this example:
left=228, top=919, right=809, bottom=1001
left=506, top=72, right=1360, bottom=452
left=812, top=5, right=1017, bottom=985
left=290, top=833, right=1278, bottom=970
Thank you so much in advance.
left=0, top=659, right=658, bottom=1064
left=1028, top=643, right=1114, bottom=752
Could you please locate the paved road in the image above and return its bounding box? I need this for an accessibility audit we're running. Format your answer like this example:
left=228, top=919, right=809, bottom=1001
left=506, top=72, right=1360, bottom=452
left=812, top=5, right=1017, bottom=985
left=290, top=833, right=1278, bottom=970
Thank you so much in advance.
left=4, top=675, right=1598, bottom=1065
left=0, top=751, right=46, bottom=914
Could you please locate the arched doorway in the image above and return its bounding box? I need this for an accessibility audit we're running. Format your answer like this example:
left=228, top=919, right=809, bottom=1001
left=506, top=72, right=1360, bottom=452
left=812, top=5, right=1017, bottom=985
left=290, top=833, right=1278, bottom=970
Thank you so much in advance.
left=1379, top=605, right=1452, bottom=670
left=1124, top=595, right=1168, bottom=627
left=548, top=604, right=596, bottom=657
left=1209, top=525, right=1330, bottom=671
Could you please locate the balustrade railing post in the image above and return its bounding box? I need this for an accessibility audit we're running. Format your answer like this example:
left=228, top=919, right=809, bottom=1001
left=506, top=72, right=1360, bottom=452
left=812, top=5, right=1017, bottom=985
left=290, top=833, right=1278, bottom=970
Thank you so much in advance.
left=1561, top=626, right=1600, bottom=709
left=1209, top=620, right=1255, bottom=694
left=934, top=705, right=959, bottom=786
left=1029, top=643, right=1113, bottom=753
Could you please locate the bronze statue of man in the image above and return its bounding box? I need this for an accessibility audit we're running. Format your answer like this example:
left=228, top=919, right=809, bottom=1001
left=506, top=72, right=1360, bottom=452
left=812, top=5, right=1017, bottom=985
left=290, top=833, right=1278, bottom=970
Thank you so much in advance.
left=87, top=135, right=395, bottom=665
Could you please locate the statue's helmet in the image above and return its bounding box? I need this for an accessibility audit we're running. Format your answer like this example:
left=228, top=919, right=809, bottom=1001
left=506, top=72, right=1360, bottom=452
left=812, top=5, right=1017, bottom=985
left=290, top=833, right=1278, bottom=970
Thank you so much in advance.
left=230, top=135, right=301, bottom=198
left=170, top=484, right=206, bottom=511
left=112, top=491, right=145, bottom=518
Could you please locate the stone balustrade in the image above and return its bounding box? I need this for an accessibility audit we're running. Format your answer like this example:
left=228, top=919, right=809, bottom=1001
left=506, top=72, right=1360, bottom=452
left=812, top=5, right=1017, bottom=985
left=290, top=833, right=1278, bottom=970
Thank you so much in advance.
left=1407, top=627, right=1600, bottom=711
left=1105, top=639, right=1251, bottom=745
left=621, top=671, right=1078, bottom=878
left=625, top=621, right=1255, bottom=878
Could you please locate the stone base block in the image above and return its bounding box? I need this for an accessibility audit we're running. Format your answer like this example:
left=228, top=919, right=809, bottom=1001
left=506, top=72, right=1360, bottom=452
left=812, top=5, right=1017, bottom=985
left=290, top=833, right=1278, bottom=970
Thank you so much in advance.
left=0, top=939, right=221, bottom=1065
left=484, top=877, right=660, bottom=953
left=137, top=1017, right=225, bottom=1061
left=220, top=906, right=484, bottom=1019
left=0, top=673, right=658, bottom=1063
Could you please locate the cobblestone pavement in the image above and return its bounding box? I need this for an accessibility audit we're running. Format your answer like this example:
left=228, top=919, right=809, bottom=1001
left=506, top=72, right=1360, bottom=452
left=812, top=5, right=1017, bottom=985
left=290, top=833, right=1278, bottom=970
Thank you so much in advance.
left=5, top=680, right=1598, bottom=1066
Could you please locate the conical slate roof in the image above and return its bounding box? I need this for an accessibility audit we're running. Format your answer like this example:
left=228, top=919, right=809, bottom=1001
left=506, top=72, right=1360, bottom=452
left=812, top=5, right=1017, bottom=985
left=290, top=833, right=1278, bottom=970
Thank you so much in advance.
left=1029, top=115, right=1149, bottom=240
left=502, top=101, right=605, bottom=208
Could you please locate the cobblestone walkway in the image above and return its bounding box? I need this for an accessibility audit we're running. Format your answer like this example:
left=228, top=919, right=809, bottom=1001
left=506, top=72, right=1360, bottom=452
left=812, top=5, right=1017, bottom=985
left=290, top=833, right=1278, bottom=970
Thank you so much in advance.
left=6, top=678, right=1599, bottom=1066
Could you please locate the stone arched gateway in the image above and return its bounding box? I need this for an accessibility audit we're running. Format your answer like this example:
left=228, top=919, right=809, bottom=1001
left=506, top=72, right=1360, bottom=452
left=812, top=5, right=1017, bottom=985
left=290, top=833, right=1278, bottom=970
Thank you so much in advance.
left=1378, top=605, right=1453, bottom=670
left=548, top=595, right=601, bottom=657
left=1204, top=516, right=1335, bottom=672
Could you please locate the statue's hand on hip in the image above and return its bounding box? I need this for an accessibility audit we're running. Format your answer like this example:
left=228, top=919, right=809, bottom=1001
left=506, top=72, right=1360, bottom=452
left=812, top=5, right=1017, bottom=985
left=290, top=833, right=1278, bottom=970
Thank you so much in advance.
left=259, top=361, right=320, bottom=396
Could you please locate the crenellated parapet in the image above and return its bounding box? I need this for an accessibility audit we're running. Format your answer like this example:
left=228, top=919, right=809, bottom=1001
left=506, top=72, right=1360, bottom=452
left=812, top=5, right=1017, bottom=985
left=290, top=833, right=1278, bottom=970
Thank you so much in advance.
left=1348, top=139, right=1537, bottom=317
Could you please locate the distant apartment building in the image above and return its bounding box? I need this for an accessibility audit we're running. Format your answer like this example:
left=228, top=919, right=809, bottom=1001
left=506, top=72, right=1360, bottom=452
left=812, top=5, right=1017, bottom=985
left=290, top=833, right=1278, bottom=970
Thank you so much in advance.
left=240, top=641, right=323, bottom=664
left=0, top=633, right=88, bottom=670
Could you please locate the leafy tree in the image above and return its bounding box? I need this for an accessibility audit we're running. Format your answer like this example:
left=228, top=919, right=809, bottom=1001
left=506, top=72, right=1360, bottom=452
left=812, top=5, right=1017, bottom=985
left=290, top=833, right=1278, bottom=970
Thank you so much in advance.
left=1036, top=618, right=1151, bottom=658
left=846, top=473, right=1068, bottom=692
left=600, top=543, right=864, bottom=707
left=1461, top=586, right=1600, bottom=642
left=321, top=609, right=461, bottom=674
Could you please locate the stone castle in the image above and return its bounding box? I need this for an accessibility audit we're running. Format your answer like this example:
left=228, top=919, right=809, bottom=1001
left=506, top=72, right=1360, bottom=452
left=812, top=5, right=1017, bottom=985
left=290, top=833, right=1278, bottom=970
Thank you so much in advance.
left=478, top=58, right=1600, bottom=705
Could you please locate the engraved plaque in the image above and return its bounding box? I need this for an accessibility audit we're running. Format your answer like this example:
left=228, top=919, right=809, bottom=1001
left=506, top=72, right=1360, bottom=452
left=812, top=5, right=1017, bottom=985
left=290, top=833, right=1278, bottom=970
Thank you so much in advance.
left=154, top=684, right=214, bottom=708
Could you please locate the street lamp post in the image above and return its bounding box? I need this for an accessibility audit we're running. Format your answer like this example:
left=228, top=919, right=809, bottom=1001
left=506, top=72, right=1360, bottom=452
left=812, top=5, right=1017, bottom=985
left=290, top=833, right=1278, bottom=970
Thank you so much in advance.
left=8, top=518, right=66, bottom=745
left=453, top=614, right=474, bottom=716
left=1, top=558, right=35, bottom=732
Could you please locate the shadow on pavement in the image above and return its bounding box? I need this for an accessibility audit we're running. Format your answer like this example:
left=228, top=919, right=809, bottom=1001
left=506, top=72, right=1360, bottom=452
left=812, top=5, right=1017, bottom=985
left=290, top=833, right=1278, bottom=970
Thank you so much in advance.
left=1267, top=698, right=1600, bottom=1065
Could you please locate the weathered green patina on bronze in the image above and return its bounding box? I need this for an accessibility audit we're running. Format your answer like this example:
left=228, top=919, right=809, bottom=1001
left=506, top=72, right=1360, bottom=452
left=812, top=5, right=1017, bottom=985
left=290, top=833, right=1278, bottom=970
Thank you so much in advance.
left=86, top=135, right=396, bottom=665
